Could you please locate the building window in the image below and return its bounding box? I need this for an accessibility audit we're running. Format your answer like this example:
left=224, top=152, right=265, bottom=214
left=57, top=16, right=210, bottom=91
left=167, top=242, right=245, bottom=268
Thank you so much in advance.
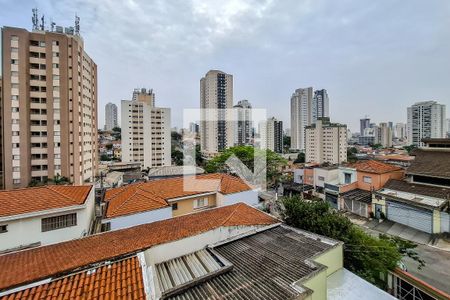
left=318, top=176, right=325, bottom=181
left=0, top=225, right=7, bottom=233
left=172, top=203, right=178, bottom=210
left=194, top=198, right=209, bottom=209
left=363, top=176, right=372, bottom=184
left=13, top=179, right=20, bottom=184
left=344, top=173, right=352, bottom=184
left=41, top=213, right=77, bottom=232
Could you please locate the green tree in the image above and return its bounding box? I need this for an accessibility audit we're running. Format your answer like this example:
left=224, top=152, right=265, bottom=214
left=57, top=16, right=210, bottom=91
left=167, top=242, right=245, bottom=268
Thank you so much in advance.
left=347, top=147, right=358, bottom=162
left=371, top=143, right=383, bottom=149
left=171, top=149, right=184, bottom=166
left=48, top=173, right=70, bottom=185
left=403, top=144, right=417, bottom=154
left=294, top=152, right=305, bottom=163
left=283, top=136, right=291, bottom=152
left=281, top=196, right=423, bottom=287
left=204, top=145, right=287, bottom=186
left=112, top=127, right=121, bottom=132
left=100, top=154, right=111, bottom=161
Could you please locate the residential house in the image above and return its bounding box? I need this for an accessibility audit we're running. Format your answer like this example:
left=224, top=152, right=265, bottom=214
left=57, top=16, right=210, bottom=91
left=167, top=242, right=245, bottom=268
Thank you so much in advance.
left=0, top=185, right=95, bottom=252
left=101, top=173, right=259, bottom=231
left=0, top=203, right=394, bottom=300
left=372, top=139, right=450, bottom=233
left=324, top=160, right=404, bottom=217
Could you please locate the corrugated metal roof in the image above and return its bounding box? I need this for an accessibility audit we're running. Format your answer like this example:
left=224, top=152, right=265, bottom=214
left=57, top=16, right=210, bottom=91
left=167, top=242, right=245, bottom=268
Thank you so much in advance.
left=165, top=225, right=337, bottom=300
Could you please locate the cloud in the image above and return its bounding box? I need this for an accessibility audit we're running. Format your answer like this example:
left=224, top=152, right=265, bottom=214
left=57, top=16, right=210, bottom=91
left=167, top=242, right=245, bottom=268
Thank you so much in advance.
left=2, top=0, right=450, bottom=131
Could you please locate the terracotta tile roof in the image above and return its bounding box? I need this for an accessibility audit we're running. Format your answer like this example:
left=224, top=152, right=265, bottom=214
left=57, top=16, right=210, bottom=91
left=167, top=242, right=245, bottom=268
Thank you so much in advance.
left=0, top=185, right=92, bottom=218
left=0, top=203, right=277, bottom=291
left=104, top=183, right=168, bottom=218
left=0, top=256, right=145, bottom=300
left=349, top=160, right=403, bottom=174
left=407, top=149, right=450, bottom=179
left=104, top=173, right=253, bottom=218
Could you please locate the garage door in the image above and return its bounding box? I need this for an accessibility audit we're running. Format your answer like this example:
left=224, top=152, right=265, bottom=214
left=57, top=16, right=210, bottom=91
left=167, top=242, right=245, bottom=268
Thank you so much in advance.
left=386, top=201, right=432, bottom=233
left=343, top=198, right=368, bottom=218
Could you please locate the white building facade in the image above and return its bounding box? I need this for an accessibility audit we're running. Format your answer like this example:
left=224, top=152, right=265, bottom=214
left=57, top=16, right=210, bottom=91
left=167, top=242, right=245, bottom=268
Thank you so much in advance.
left=0, top=187, right=95, bottom=252
left=407, top=101, right=446, bottom=147
left=233, top=100, right=252, bottom=146
left=121, top=88, right=171, bottom=168
left=290, top=87, right=313, bottom=151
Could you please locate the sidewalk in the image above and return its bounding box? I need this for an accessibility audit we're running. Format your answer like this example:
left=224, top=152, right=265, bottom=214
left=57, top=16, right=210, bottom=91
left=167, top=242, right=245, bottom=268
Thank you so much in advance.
left=345, top=212, right=450, bottom=251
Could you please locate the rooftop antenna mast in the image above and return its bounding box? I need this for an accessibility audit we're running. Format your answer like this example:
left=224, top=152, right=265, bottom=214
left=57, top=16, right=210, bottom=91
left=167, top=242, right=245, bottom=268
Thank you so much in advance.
left=40, top=14, right=45, bottom=31
left=51, top=19, right=55, bottom=32
left=32, top=8, right=39, bottom=31
left=75, top=14, right=80, bottom=35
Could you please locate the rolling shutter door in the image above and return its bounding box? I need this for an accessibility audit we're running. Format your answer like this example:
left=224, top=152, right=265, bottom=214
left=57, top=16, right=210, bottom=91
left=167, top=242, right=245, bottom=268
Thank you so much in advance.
left=386, top=201, right=432, bottom=233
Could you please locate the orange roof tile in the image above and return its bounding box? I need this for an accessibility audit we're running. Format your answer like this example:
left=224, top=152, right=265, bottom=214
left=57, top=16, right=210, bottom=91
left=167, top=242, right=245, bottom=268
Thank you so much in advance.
left=0, top=256, right=145, bottom=300
left=0, top=203, right=277, bottom=290
left=0, top=185, right=92, bottom=218
left=104, top=173, right=253, bottom=218
left=349, top=160, right=403, bottom=174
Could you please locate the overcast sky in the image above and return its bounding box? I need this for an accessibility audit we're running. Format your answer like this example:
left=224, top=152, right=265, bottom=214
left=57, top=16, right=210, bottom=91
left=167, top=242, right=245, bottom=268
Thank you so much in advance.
left=1, top=0, right=450, bottom=132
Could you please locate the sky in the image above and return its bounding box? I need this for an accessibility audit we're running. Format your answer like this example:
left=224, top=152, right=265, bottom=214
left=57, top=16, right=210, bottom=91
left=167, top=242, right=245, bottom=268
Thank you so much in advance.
left=1, top=0, right=450, bottom=132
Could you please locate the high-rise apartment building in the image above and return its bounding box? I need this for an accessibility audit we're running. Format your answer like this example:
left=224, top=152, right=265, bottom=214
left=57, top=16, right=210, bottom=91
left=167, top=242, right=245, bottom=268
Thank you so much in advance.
left=200, top=70, right=234, bottom=157
left=360, top=118, right=370, bottom=136
left=290, top=87, right=313, bottom=150
left=407, top=101, right=446, bottom=147
left=1, top=24, right=98, bottom=189
left=394, top=123, right=407, bottom=140
left=305, top=118, right=347, bottom=164
left=312, top=89, right=329, bottom=122
left=260, top=117, right=283, bottom=153
left=375, top=122, right=393, bottom=148
left=121, top=88, right=171, bottom=168
left=447, top=118, right=450, bottom=137
left=104, top=102, right=118, bottom=131
left=234, top=99, right=252, bottom=145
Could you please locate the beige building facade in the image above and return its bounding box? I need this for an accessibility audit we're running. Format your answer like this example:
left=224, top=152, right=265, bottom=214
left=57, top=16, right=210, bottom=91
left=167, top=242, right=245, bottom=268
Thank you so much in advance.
left=121, top=88, right=171, bottom=168
left=200, top=70, right=234, bottom=157
left=1, top=26, right=98, bottom=189
left=305, top=118, right=348, bottom=164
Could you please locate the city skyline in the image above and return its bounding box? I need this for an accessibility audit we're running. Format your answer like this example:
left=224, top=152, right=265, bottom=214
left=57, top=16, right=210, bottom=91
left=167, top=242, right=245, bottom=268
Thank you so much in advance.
left=1, top=0, right=449, bottom=132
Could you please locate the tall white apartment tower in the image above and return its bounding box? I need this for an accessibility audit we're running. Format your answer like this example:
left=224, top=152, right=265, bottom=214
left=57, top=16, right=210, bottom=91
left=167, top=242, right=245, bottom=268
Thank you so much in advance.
left=312, top=89, right=329, bottom=122
left=200, top=70, right=234, bottom=157
left=104, top=102, right=118, bottom=131
left=290, top=87, right=313, bottom=151
left=1, top=24, right=98, bottom=189
left=407, top=101, right=446, bottom=147
left=260, top=117, right=283, bottom=153
left=121, top=88, right=171, bottom=168
left=234, top=99, right=252, bottom=145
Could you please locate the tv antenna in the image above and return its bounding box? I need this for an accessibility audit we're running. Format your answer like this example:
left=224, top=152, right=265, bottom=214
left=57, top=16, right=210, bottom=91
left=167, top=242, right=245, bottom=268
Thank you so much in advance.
left=75, top=14, right=80, bottom=35
left=32, top=8, right=39, bottom=30
left=51, top=19, right=55, bottom=32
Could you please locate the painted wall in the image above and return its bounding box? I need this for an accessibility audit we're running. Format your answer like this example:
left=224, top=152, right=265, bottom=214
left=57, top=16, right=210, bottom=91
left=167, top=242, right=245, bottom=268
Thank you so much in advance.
left=304, top=168, right=315, bottom=186
left=314, top=168, right=339, bottom=188
left=300, top=268, right=328, bottom=300
left=222, top=190, right=259, bottom=207
left=171, top=194, right=217, bottom=217
left=357, top=170, right=404, bottom=191
left=293, top=168, right=304, bottom=184
left=313, top=244, right=343, bottom=276
left=104, top=206, right=172, bottom=231
left=338, top=167, right=357, bottom=185
left=0, top=187, right=95, bottom=251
